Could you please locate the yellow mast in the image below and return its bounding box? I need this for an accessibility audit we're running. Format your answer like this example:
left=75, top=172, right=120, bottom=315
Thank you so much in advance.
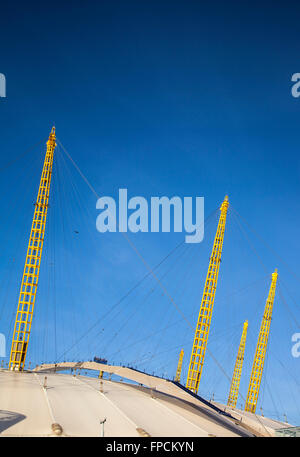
left=186, top=196, right=229, bottom=394
left=9, top=127, right=56, bottom=371
left=227, top=320, right=248, bottom=408
left=245, top=269, right=278, bottom=413
left=174, top=349, right=184, bottom=382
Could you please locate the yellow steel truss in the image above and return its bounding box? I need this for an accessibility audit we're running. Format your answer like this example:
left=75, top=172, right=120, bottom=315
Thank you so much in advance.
left=9, top=127, right=56, bottom=371
left=186, top=196, right=229, bottom=394
left=227, top=320, right=248, bottom=408
left=174, top=349, right=184, bottom=382
left=245, top=269, right=278, bottom=413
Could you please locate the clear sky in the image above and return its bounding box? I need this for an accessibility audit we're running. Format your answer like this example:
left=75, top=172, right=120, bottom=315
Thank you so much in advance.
left=0, top=1, right=300, bottom=424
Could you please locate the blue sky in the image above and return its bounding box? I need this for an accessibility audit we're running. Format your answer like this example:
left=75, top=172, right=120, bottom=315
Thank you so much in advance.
left=0, top=1, right=300, bottom=424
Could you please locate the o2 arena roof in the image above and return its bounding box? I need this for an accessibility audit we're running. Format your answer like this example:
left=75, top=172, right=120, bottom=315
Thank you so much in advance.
left=0, top=363, right=291, bottom=437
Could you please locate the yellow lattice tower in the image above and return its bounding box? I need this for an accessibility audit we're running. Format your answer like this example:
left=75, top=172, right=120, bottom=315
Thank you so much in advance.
left=186, top=196, right=229, bottom=394
left=174, top=349, right=184, bottom=382
left=227, top=320, right=248, bottom=408
left=9, top=127, right=56, bottom=371
left=245, top=269, right=278, bottom=413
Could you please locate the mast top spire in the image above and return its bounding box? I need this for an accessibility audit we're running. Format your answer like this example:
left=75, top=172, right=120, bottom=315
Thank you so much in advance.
left=220, top=195, right=229, bottom=211
left=47, top=126, right=56, bottom=147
